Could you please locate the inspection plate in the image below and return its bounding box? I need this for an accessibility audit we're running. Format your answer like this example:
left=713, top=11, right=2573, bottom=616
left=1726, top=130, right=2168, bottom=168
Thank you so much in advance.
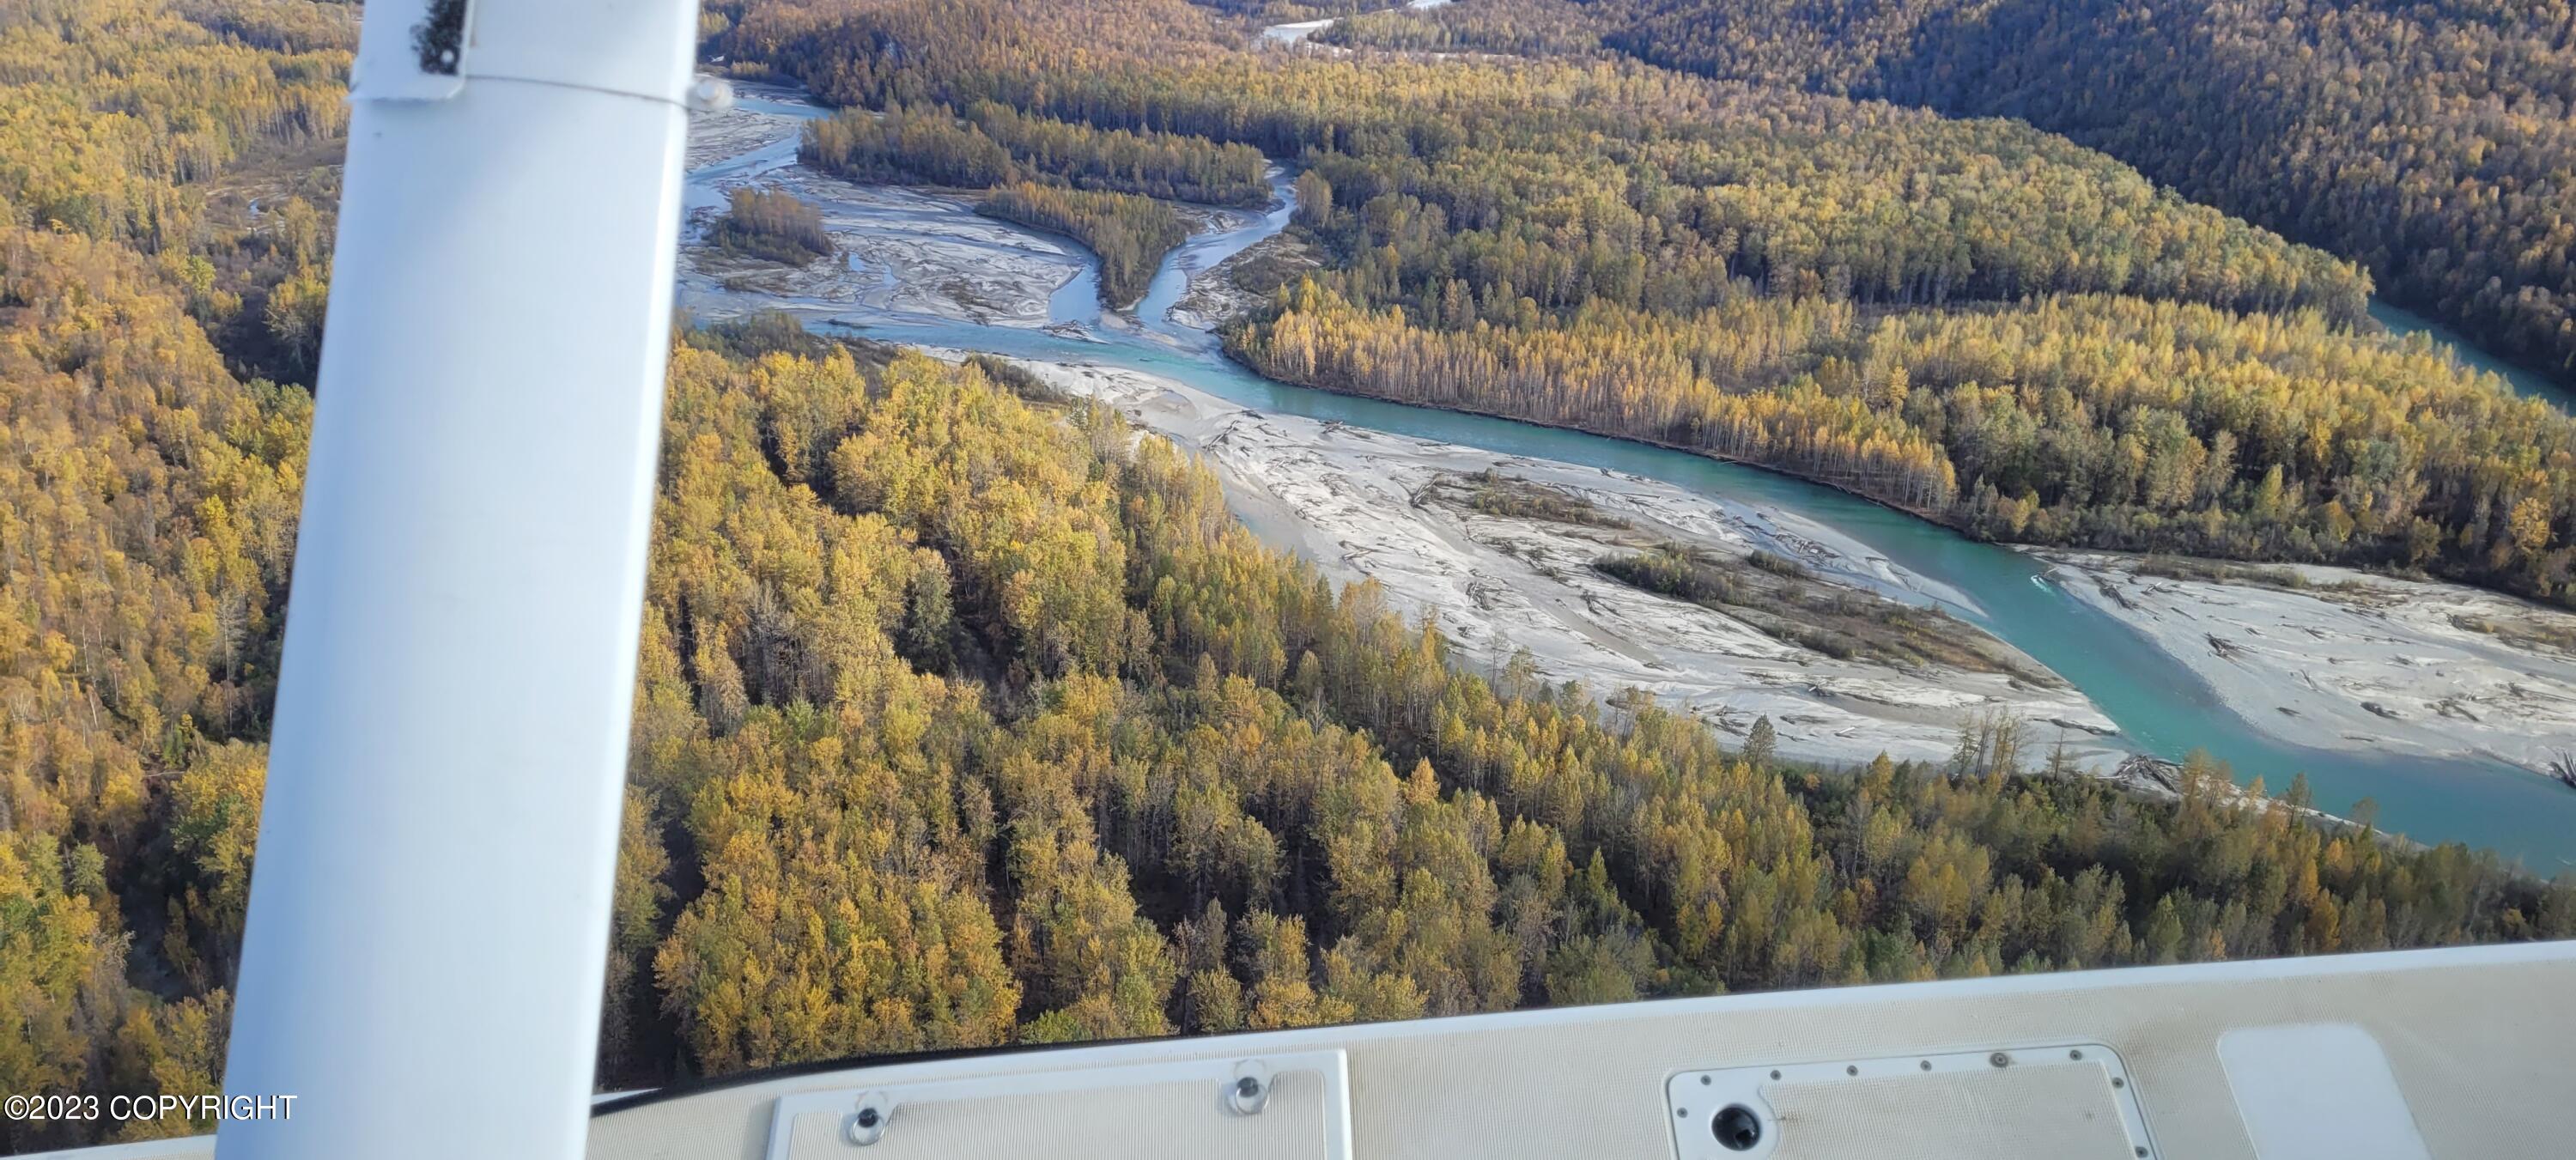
left=1667, top=1043, right=2152, bottom=1160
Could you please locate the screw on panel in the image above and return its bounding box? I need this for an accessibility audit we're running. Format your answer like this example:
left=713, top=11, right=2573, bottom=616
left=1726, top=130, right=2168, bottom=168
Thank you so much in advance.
left=1845, top=1065, right=1858, bottom=1076
left=847, top=1092, right=893, bottom=1147
left=1768, top=1070, right=1781, bottom=1080
left=1228, top=1062, right=1273, bottom=1116
left=1990, top=1052, right=2012, bottom=1068
left=1918, top=1060, right=1932, bottom=1072
left=2111, top=1076, right=2127, bottom=1089
left=2069, top=1049, right=2085, bottom=1060
left=1700, top=1075, right=1713, bottom=1085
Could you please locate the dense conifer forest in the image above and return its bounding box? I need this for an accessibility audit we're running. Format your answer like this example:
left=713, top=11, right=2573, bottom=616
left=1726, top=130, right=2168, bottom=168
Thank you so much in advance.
left=5, top=0, right=2575, bottom=1150
left=800, top=100, right=1272, bottom=207
left=1322, top=0, right=2576, bottom=395
left=1605, top=0, right=2576, bottom=392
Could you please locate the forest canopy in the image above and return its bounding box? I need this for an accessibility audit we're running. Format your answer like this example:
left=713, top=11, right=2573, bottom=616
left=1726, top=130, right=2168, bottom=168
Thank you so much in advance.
left=976, top=182, right=1191, bottom=307
left=617, top=337, right=2576, bottom=1097
left=6, top=0, right=2576, bottom=1152
left=708, top=186, right=833, bottom=264
left=801, top=100, right=1273, bottom=207
left=1419, top=0, right=2576, bottom=392
left=1232, top=284, right=2576, bottom=598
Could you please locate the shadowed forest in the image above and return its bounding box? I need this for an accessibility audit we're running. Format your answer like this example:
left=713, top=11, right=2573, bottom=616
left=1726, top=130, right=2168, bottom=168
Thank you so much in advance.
left=1313, top=0, right=2576, bottom=395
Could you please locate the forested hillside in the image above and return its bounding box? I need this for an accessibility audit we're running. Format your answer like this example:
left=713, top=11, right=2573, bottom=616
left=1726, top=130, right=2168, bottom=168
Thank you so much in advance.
left=1558, top=0, right=2576, bottom=393
left=5, top=0, right=2575, bottom=1152
left=0, top=0, right=346, bottom=1149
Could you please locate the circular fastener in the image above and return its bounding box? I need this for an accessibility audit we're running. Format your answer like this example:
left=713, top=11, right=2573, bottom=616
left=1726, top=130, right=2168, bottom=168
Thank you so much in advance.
left=1845, top=1065, right=1859, bottom=1076
left=1700, top=1075, right=1713, bottom=1086
left=847, top=1092, right=893, bottom=1147
left=1919, top=1060, right=1933, bottom=1072
left=2136, top=1149, right=2149, bottom=1158
left=2069, top=1049, right=2085, bottom=1061
left=1990, top=1052, right=2012, bottom=1068
left=1768, top=1070, right=1782, bottom=1081
left=1711, top=1105, right=1764, bottom=1152
left=2112, top=1076, right=2128, bottom=1089
left=1228, top=1060, right=1273, bottom=1116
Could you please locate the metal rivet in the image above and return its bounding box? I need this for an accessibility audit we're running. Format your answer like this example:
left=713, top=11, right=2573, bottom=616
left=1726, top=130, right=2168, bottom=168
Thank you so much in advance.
left=1769, top=1070, right=1781, bottom=1080
left=1677, top=1108, right=1690, bottom=1119
left=1845, top=1065, right=1858, bottom=1076
left=2069, top=1049, right=2085, bottom=1060
left=1700, top=1075, right=1712, bottom=1085
left=2112, top=1076, right=2126, bottom=1088
left=848, top=1093, right=892, bottom=1147
left=1229, top=1063, right=1273, bottom=1116
left=2136, top=1149, right=2148, bottom=1158
left=1990, top=1052, right=2012, bottom=1068
left=1919, top=1060, right=1932, bottom=1072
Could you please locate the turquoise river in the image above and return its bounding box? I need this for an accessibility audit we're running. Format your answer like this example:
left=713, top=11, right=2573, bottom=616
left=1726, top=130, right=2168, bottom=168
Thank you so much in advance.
left=685, top=91, right=2576, bottom=871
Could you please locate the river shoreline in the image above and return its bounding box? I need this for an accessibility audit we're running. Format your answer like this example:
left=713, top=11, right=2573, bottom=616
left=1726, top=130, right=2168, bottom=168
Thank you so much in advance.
left=1220, top=347, right=1999, bottom=552
left=941, top=351, right=2123, bottom=771
left=1224, top=342, right=2576, bottom=811
left=1259, top=0, right=1456, bottom=45
left=2040, top=551, right=2576, bottom=784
